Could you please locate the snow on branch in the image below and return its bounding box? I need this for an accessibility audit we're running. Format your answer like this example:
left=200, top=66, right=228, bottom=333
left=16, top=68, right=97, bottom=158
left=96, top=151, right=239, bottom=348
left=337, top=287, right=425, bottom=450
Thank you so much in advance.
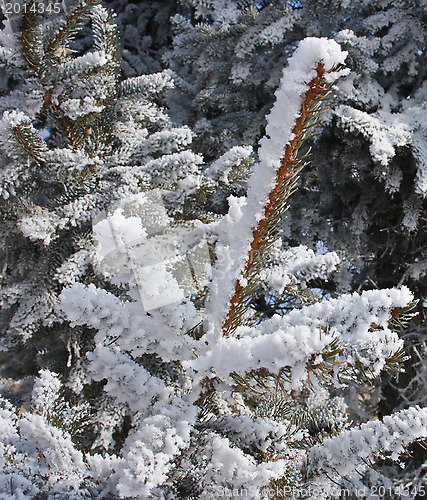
left=119, top=71, right=174, bottom=97
left=308, top=406, right=427, bottom=481
left=59, top=283, right=199, bottom=363
left=188, top=287, right=413, bottom=389
left=0, top=396, right=91, bottom=496
left=207, top=37, right=349, bottom=335
left=335, top=106, right=411, bottom=168
left=0, top=110, right=47, bottom=160
left=260, top=243, right=341, bottom=294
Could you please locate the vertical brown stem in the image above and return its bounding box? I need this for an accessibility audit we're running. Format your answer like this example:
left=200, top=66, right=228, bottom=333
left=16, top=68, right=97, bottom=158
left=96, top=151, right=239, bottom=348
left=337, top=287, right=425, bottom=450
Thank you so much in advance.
left=222, top=63, right=327, bottom=335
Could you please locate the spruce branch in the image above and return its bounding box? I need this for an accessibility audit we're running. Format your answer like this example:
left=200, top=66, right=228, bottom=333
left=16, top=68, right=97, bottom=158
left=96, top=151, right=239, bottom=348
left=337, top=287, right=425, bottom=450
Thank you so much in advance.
left=227, top=331, right=344, bottom=396
left=223, top=63, right=337, bottom=335
left=91, top=5, right=120, bottom=77
left=388, top=300, right=418, bottom=328
left=57, top=7, right=120, bottom=151
left=308, top=406, right=427, bottom=484
left=13, top=120, right=49, bottom=164
left=46, top=0, right=100, bottom=55
left=21, top=1, right=44, bottom=74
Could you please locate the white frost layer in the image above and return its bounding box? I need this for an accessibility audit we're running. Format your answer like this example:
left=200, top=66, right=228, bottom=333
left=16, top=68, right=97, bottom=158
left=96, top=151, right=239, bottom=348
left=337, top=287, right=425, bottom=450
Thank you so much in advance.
left=59, top=283, right=198, bottom=362
left=262, top=244, right=341, bottom=293
left=189, top=287, right=412, bottom=388
left=198, top=434, right=292, bottom=500
left=0, top=397, right=90, bottom=497
left=31, top=369, right=61, bottom=414
left=112, top=399, right=197, bottom=498
left=207, top=38, right=348, bottom=332
left=309, top=406, right=427, bottom=477
left=336, top=105, right=411, bottom=169
left=207, top=145, right=253, bottom=183
left=188, top=323, right=331, bottom=389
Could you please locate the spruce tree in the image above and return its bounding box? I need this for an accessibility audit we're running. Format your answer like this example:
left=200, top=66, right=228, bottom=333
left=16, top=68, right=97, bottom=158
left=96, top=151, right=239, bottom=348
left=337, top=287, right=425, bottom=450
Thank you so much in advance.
left=163, top=1, right=427, bottom=489
left=0, top=1, right=427, bottom=499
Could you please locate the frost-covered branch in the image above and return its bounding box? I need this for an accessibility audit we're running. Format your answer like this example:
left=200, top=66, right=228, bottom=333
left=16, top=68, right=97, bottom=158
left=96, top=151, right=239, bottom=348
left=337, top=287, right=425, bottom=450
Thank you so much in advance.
left=188, top=287, right=413, bottom=389
left=308, top=406, right=427, bottom=482
left=208, top=38, right=348, bottom=335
